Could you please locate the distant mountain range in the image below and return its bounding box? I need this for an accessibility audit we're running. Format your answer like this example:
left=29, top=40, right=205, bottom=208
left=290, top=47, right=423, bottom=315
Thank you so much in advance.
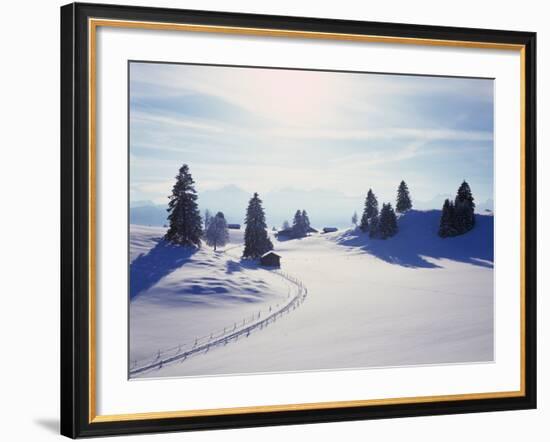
left=414, top=194, right=494, bottom=213
left=130, top=186, right=493, bottom=228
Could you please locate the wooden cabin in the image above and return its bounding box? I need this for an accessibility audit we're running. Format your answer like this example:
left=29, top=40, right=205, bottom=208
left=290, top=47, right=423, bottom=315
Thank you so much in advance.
left=260, top=251, right=281, bottom=267
left=227, top=224, right=241, bottom=230
left=322, top=227, right=338, bottom=233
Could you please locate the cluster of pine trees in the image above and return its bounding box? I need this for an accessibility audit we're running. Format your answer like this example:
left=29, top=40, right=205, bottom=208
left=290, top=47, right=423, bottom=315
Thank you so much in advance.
left=290, top=209, right=311, bottom=238
left=163, top=164, right=477, bottom=254
left=164, top=164, right=273, bottom=259
left=357, top=181, right=412, bottom=239
left=438, top=181, right=476, bottom=238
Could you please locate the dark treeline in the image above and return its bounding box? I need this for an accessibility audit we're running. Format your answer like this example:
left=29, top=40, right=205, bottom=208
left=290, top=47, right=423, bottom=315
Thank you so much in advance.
left=291, top=209, right=312, bottom=238
left=356, top=179, right=477, bottom=240
left=278, top=209, right=314, bottom=239
left=438, top=181, right=476, bottom=237
left=163, top=164, right=478, bottom=253
left=357, top=180, right=412, bottom=240
left=163, top=163, right=273, bottom=259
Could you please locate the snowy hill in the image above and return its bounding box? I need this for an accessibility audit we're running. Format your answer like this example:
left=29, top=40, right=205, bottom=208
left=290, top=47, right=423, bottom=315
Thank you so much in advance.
left=130, top=210, right=494, bottom=378
left=335, top=209, right=493, bottom=268
left=129, top=225, right=293, bottom=365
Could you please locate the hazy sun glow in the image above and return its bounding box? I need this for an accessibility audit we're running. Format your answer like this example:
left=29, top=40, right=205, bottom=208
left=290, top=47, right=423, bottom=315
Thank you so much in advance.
left=130, top=62, right=494, bottom=212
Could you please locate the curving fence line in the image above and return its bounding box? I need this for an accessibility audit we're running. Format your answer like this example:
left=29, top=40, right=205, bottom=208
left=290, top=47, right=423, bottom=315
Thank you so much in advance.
left=129, top=248, right=307, bottom=377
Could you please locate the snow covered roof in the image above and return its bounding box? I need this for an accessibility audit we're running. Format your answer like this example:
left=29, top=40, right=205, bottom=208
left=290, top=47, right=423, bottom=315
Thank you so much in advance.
left=261, top=251, right=281, bottom=258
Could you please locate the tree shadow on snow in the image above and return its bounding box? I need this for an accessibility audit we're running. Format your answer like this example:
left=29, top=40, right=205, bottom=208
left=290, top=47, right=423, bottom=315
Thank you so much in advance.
left=337, top=210, right=493, bottom=269
left=225, top=255, right=283, bottom=274
left=225, top=259, right=243, bottom=274
left=130, top=240, right=197, bottom=299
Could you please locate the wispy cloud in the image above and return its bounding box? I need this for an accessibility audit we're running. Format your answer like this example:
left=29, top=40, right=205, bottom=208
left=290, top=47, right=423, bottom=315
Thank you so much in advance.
left=131, top=112, right=224, bottom=133
left=129, top=62, right=494, bottom=205
left=269, top=127, right=493, bottom=142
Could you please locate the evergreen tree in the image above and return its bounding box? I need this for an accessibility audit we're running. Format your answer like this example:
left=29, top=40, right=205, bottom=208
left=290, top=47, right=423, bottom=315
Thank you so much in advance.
left=302, top=210, right=311, bottom=232
left=377, top=203, right=398, bottom=239
left=360, top=213, right=369, bottom=232
left=282, top=220, right=290, bottom=231
left=360, top=189, right=379, bottom=232
left=164, top=164, right=203, bottom=247
left=351, top=211, right=358, bottom=227
left=204, top=209, right=212, bottom=230
left=438, top=199, right=457, bottom=238
left=242, top=193, right=273, bottom=259
left=396, top=180, right=413, bottom=213
left=368, top=215, right=380, bottom=239
left=454, top=180, right=476, bottom=233
left=292, top=210, right=307, bottom=238
left=205, top=211, right=229, bottom=251
left=438, top=181, right=476, bottom=238
left=389, top=204, right=398, bottom=235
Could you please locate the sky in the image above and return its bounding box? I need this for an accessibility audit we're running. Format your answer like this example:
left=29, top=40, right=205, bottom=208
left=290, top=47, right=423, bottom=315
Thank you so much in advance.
left=129, top=61, right=494, bottom=213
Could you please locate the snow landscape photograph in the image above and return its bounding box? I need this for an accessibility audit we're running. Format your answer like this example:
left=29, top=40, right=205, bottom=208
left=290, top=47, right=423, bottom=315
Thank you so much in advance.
left=128, top=61, right=494, bottom=379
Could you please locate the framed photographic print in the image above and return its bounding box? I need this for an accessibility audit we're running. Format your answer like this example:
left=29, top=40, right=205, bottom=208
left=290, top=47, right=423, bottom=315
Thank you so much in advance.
left=60, top=2, right=537, bottom=438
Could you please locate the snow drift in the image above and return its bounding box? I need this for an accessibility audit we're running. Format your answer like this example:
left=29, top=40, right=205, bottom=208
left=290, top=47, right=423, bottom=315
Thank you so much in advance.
left=129, top=210, right=494, bottom=378
left=336, top=209, right=493, bottom=268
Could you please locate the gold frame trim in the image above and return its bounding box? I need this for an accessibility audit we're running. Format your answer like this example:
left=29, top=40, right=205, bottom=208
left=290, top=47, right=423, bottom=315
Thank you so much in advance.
left=88, top=18, right=527, bottom=424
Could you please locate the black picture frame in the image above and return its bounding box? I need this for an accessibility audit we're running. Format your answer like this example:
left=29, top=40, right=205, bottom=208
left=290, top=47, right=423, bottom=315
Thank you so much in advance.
left=61, top=2, right=537, bottom=438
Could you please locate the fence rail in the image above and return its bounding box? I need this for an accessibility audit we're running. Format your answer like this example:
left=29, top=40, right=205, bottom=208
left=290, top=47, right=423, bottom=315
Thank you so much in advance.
left=129, top=249, right=307, bottom=376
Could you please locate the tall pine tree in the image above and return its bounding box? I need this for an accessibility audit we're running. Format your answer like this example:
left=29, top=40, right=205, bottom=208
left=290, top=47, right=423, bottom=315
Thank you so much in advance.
left=396, top=180, right=413, bottom=213
left=368, top=215, right=380, bottom=239
left=302, top=210, right=311, bottom=232
left=164, top=164, right=203, bottom=247
left=438, top=181, right=476, bottom=238
left=360, top=189, right=379, bottom=232
left=438, top=199, right=457, bottom=238
left=454, top=180, right=476, bottom=233
left=377, top=203, right=398, bottom=239
left=242, top=193, right=273, bottom=259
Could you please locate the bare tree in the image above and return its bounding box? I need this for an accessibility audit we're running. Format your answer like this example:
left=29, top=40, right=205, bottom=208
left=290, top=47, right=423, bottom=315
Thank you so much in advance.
left=205, top=212, right=229, bottom=251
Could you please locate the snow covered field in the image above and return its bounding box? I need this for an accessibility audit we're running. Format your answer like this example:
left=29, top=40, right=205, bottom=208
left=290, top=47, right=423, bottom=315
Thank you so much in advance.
left=129, top=225, right=293, bottom=367
left=129, top=210, right=493, bottom=378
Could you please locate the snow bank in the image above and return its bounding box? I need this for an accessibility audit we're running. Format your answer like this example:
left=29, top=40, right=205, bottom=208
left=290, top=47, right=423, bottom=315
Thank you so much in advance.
left=131, top=210, right=494, bottom=378
left=129, top=225, right=291, bottom=365
left=334, top=210, right=493, bottom=268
